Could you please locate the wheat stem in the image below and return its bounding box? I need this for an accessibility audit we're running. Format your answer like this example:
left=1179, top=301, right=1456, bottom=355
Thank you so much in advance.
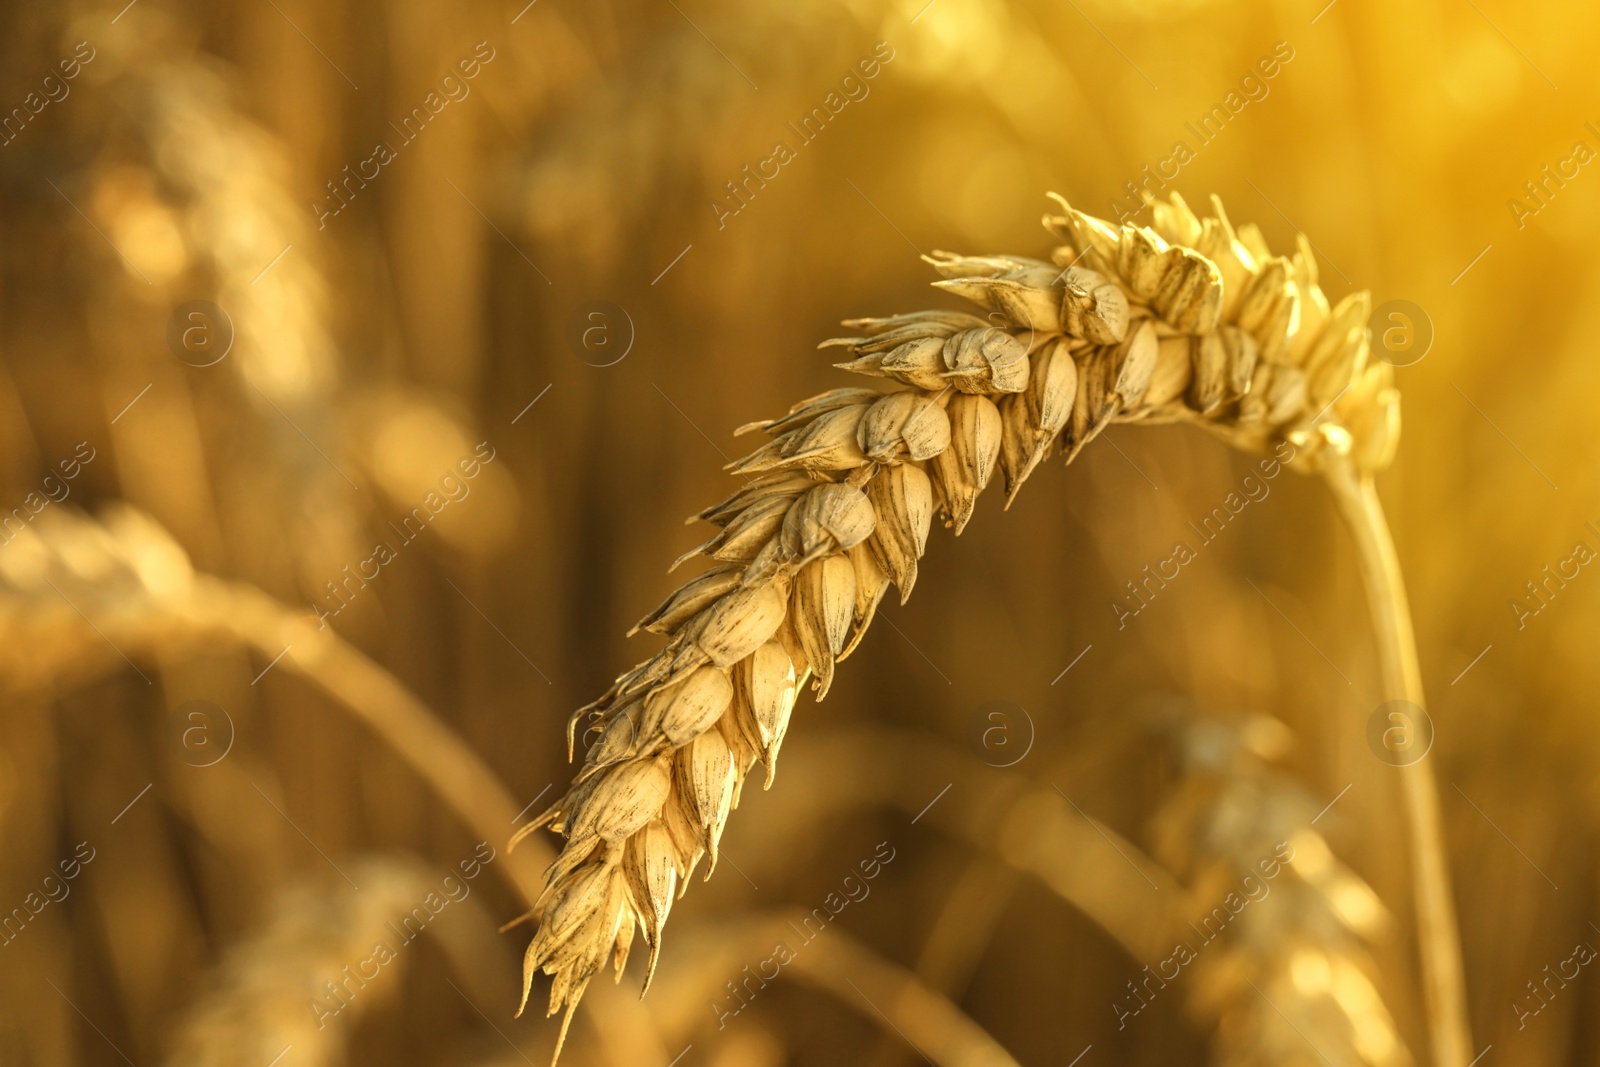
left=202, top=579, right=674, bottom=1064
left=1324, top=457, right=1470, bottom=1067
left=657, top=913, right=1024, bottom=1067
left=195, top=578, right=557, bottom=893
left=783, top=917, right=1023, bottom=1067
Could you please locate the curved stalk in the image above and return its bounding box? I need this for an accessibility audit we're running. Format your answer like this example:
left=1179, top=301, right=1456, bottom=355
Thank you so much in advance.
left=190, top=577, right=558, bottom=896
left=648, top=912, right=1023, bottom=1067
left=1323, top=458, right=1470, bottom=1067
left=186, top=578, right=670, bottom=1064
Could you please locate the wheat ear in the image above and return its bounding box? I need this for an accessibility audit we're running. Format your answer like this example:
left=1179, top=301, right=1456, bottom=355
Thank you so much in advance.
left=164, top=857, right=433, bottom=1067
left=513, top=189, right=1418, bottom=1059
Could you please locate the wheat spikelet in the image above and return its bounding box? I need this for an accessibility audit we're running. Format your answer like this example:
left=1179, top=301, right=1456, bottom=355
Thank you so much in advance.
left=1150, top=715, right=1410, bottom=1066
left=514, top=190, right=1400, bottom=1055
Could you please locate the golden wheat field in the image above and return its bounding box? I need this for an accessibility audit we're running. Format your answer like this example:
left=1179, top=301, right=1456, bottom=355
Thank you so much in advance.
left=2, top=0, right=1599, bottom=1064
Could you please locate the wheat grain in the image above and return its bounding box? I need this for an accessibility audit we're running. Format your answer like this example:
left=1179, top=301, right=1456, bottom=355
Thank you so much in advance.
left=512, top=190, right=1398, bottom=1058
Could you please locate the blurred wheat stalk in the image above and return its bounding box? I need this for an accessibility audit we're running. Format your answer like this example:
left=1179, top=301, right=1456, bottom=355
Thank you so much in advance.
left=3, top=504, right=1002, bottom=1066
left=513, top=190, right=1469, bottom=1064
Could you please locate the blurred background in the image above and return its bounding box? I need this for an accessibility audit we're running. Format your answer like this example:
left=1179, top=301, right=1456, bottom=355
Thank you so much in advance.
left=1, top=0, right=1597, bottom=1064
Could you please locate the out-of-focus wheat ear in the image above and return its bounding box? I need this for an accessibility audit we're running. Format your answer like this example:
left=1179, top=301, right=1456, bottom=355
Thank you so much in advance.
left=163, top=857, right=435, bottom=1067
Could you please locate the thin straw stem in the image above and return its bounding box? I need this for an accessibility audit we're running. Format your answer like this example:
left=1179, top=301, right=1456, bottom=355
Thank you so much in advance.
left=189, top=578, right=670, bottom=1064
left=1324, top=458, right=1470, bottom=1067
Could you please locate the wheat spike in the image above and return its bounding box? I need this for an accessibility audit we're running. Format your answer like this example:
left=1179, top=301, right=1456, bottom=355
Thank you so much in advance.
left=514, top=190, right=1398, bottom=1056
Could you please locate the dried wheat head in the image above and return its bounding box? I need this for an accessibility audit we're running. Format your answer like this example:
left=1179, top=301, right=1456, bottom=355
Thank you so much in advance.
left=512, top=191, right=1400, bottom=1057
